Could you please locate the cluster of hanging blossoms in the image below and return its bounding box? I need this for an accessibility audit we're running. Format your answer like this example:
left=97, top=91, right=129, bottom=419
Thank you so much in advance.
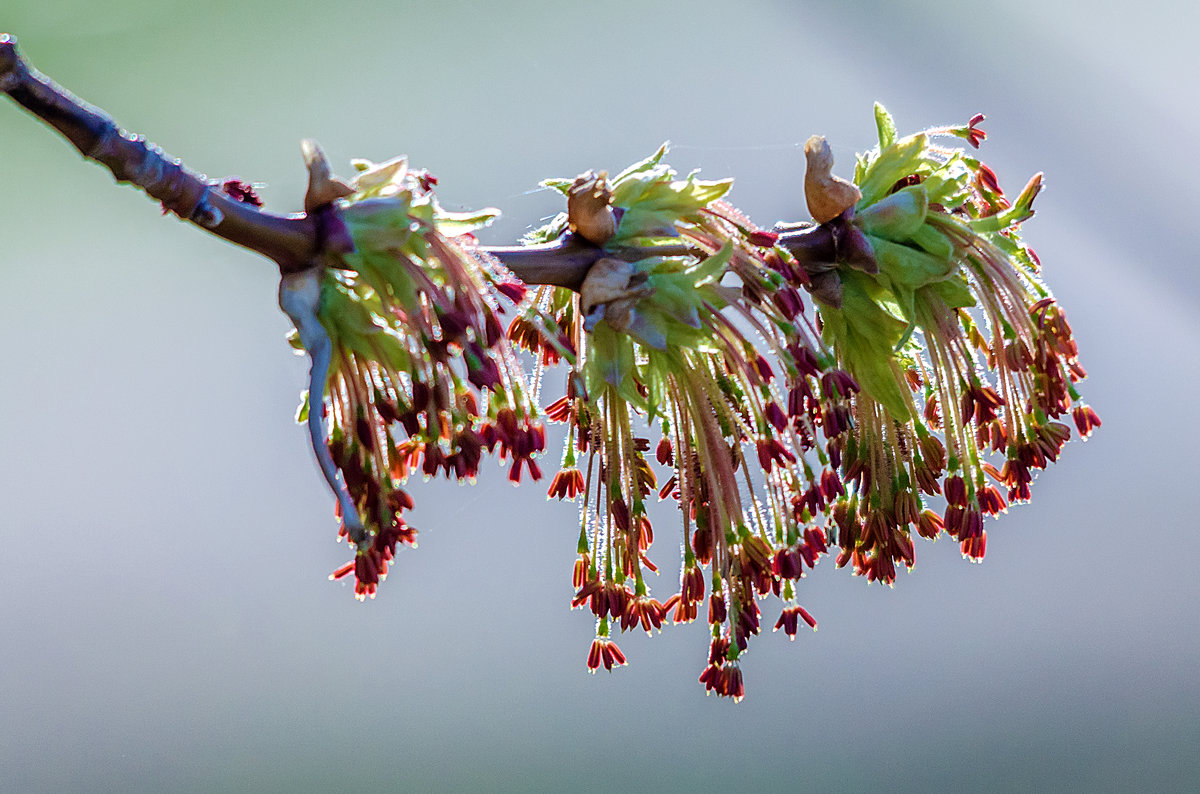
left=281, top=146, right=544, bottom=600
left=287, top=105, right=1096, bottom=700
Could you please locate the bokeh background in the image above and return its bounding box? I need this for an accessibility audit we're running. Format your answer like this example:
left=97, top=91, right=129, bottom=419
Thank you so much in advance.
left=2, top=1, right=1198, bottom=791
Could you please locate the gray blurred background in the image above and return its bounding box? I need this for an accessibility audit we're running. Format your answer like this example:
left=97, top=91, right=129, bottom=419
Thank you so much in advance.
left=2, top=1, right=1197, bottom=791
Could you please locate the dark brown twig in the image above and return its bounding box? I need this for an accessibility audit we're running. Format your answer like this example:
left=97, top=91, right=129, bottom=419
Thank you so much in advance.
left=1, top=33, right=839, bottom=291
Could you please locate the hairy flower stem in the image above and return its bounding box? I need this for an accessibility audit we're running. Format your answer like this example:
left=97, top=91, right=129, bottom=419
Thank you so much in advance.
left=0, top=33, right=835, bottom=290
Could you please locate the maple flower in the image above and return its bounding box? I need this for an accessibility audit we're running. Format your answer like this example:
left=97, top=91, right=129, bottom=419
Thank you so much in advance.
left=586, top=630, right=628, bottom=673
left=812, top=104, right=1095, bottom=573
left=288, top=153, right=544, bottom=599
left=506, top=145, right=856, bottom=700
left=774, top=604, right=818, bottom=640
left=293, top=107, right=1095, bottom=702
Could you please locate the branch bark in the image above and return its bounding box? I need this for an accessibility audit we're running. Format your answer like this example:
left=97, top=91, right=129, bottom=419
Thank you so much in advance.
left=1, top=33, right=840, bottom=291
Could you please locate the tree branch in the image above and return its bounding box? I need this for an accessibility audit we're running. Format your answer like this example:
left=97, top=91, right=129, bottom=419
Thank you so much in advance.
left=0, top=33, right=325, bottom=274
left=1, top=33, right=840, bottom=291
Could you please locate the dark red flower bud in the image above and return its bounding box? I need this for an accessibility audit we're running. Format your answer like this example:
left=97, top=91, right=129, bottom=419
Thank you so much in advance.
left=355, top=416, right=375, bottom=451
left=656, top=437, right=674, bottom=467
left=1072, top=404, right=1101, bottom=439
left=945, top=475, right=968, bottom=507
left=746, top=229, right=779, bottom=247
left=771, top=548, right=802, bottom=580
left=771, top=286, right=803, bottom=320
left=764, top=401, right=788, bottom=432
left=610, top=498, right=631, bottom=532
left=708, top=592, right=727, bottom=625
left=495, top=281, right=528, bottom=305
left=414, top=169, right=438, bottom=192
left=753, top=355, right=774, bottom=382
left=966, top=113, right=986, bottom=148
left=961, top=530, right=987, bottom=561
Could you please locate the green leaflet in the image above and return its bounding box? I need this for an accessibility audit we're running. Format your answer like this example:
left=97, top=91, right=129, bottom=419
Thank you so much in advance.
left=611, top=141, right=669, bottom=185
left=611, top=173, right=733, bottom=244
left=585, top=320, right=642, bottom=407
left=855, top=184, right=928, bottom=240
left=349, top=156, right=409, bottom=198
left=856, top=133, right=930, bottom=208
left=910, top=224, right=955, bottom=260
left=436, top=206, right=501, bottom=237
left=927, top=276, right=975, bottom=309
left=870, top=236, right=959, bottom=291
left=874, top=101, right=897, bottom=149
left=539, top=177, right=574, bottom=194
left=318, top=282, right=391, bottom=365
left=863, top=235, right=970, bottom=352
left=821, top=272, right=911, bottom=419
left=596, top=143, right=733, bottom=243
left=685, top=241, right=733, bottom=285
left=645, top=274, right=702, bottom=329
left=919, top=157, right=972, bottom=207
left=341, top=196, right=416, bottom=250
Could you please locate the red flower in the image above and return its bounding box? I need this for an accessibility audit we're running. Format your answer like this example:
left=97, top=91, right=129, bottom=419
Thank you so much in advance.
left=656, top=437, right=674, bottom=466
left=966, top=113, right=987, bottom=148
left=708, top=591, right=727, bottom=625
left=586, top=637, right=627, bottom=673
left=756, top=438, right=796, bottom=472
left=961, top=530, right=988, bottom=562
left=413, top=169, right=438, bottom=193
left=495, top=281, right=528, bottom=304
left=746, top=229, right=779, bottom=247
left=544, top=396, right=572, bottom=423
left=698, top=660, right=744, bottom=701
left=572, top=554, right=591, bottom=589
left=764, top=401, right=788, bottom=432
left=977, top=484, right=1007, bottom=516
left=547, top=468, right=585, bottom=499
left=662, top=593, right=698, bottom=623
left=771, top=548, right=802, bottom=580
left=916, top=509, right=944, bottom=540
left=1073, top=404, right=1101, bottom=439
left=944, top=475, right=968, bottom=507
left=772, top=287, right=804, bottom=320
left=331, top=548, right=391, bottom=602
left=773, top=605, right=818, bottom=640
left=571, top=578, right=604, bottom=616
left=753, top=355, right=775, bottom=382
left=821, top=369, right=860, bottom=398
left=621, top=595, right=666, bottom=634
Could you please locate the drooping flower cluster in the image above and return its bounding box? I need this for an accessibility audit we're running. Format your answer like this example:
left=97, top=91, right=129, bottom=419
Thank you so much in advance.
left=510, top=148, right=854, bottom=698
left=815, top=104, right=1098, bottom=577
left=295, top=156, right=544, bottom=599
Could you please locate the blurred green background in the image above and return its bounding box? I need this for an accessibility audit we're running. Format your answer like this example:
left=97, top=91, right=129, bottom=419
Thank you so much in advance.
left=2, top=1, right=1198, bottom=791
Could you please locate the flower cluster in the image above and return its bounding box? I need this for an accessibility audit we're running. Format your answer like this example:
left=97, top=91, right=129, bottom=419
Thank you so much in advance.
left=815, top=104, right=1098, bottom=577
left=300, top=156, right=544, bottom=599
left=283, top=107, right=1095, bottom=699
left=512, top=148, right=856, bottom=701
